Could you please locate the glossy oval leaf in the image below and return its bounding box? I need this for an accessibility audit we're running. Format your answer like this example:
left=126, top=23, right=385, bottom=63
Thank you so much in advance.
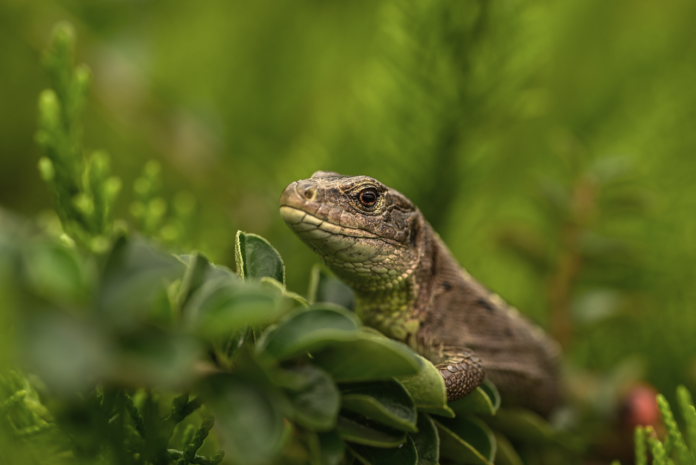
left=277, top=365, right=340, bottom=432
left=313, top=329, right=423, bottom=382
left=340, top=380, right=417, bottom=432
left=449, top=381, right=499, bottom=416
left=202, top=373, right=286, bottom=465
left=337, top=411, right=407, bottom=447
left=398, top=355, right=453, bottom=417
left=435, top=416, right=496, bottom=465
left=193, top=281, right=284, bottom=337
left=235, top=231, right=285, bottom=285
left=308, top=263, right=355, bottom=310
left=347, top=435, right=418, bottom=465
left=410, top=413, right=440, bottom=465
left=258, top=304, right=361, bottom=360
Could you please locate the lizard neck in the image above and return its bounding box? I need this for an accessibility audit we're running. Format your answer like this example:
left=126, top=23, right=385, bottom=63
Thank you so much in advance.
left=352, top=218, right=440, bottom=344
left=354, top=276, right=420, bottom=342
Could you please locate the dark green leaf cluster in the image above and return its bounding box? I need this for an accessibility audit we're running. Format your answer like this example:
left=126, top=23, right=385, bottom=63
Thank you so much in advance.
left=0, top=216, right=572, bottom=464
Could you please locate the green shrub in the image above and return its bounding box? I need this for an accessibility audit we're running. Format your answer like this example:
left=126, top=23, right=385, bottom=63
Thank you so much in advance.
left=1, top=21, right=577, bottom=465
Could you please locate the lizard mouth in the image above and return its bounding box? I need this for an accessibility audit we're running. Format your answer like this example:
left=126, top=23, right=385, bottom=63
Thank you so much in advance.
left=279, top=205, right=388, bottom=265
left=279, top=206, right=380, bottom=240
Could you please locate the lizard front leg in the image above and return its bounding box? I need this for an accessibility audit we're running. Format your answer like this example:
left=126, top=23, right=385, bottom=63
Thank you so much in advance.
left=436, top=348, right=485, bottom=402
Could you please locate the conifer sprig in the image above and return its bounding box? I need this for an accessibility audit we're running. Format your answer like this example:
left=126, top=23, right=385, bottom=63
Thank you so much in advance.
left=631, top=387, right=696, bottom=465
left=36, top=22, right=121, bottom=252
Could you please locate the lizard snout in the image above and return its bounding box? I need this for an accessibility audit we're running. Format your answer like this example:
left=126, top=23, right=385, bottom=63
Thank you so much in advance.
left=279, top=180, right=318, bottom=210
left=297, top=182, right=317, bottom=201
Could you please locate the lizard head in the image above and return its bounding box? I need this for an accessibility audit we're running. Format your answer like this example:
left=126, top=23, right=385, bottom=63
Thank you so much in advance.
left=279, top=171, right=422, bottom=292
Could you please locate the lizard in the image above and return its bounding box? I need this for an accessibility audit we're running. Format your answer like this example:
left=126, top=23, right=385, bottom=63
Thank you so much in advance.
left=279, top=171, right=561, bottom=417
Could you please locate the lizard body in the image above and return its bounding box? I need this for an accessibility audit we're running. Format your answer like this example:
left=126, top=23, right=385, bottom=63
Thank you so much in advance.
left=279, top=171, right=560, bottom=416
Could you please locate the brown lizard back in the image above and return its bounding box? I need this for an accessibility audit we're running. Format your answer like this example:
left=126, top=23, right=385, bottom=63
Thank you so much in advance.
left=415, top=222, right=561, bottom=417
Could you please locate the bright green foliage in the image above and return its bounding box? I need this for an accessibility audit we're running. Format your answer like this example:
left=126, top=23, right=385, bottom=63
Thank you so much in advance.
left=11, top=10, right=696, bottom=465
left=35, top=23, right=121, bottom=253
left=678, top=386, right=696, bottom=454
left=130, top=160, right=167, bottom=236
left=2, top=31, right=531, bottom=459
left=658, top=394, right=692, bottom=463
left=235, top=231, right=286, bottom=285
left=130, top=161, right=198, bottom=249
left=3, top=1, right=696, bottom=424
left=629, top=387, right=696, bottom=465
left=635, top=426, right=647, bottom=465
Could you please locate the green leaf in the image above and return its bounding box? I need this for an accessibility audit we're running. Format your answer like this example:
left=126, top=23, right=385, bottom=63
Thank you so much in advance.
left=479, top=380, right=501, bottom=412
left=337, top=411, right=407, bottom=447
left=308, top=263, right=355, bottom=310
left=435, top=416, right=496, bottom=465
left=449, top=380, right=499, bottom=416
left=260, top=276, right=309, bottom=309
left=347, top=435, right=418, bottom=465
left=107, top=327, right=203, bottom=387
left=99, top=236, right=185, bottom=325
left=318, top=430, right=345, bottom=465
left=23, top=312, right=108, bottom=392
left=276, top=365, right=340, bottom=431
left=410, top=413, right=440, bottom=465
left=235, top=231, right=285, bottom=285
left=398, top=355, right=453, bottom=417
left=313, top=329, right=423, bottom=382
left=192, top=280, right=284, bottom=337
left=202, top=374, right=286, bottom=465
left=484, top=408, right=556, bottom=445
left=22, top=241, right=92, bottom=304
left=493, top=432, right=523, bottom=465
left=176, top=252, right=211, bottom=308
left=257, top=304, right=361, bottom=360
left=339, top=380, right=417, bottom=432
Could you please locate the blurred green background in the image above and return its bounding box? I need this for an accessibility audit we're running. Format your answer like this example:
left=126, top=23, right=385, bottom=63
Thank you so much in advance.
left=2, top=0, right=696, bottom=412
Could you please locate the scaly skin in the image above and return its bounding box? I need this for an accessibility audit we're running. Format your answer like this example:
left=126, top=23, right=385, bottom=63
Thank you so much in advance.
left=279, top=171, right=560, bottom=416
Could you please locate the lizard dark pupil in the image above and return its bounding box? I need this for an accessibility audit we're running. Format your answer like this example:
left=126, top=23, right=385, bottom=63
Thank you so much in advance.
left=359, top=189, right=378, bottom=206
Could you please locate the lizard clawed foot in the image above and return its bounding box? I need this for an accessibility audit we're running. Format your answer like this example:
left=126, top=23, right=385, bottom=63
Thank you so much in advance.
left=436, top=349, right=486, bottom=402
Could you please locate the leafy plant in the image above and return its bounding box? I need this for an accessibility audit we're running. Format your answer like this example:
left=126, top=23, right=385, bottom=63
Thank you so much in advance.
left=0, top=21, right=580, bottom=465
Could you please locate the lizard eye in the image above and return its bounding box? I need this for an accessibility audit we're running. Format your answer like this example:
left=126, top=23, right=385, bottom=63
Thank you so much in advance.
left=358, top=188, right=378, bottom=207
